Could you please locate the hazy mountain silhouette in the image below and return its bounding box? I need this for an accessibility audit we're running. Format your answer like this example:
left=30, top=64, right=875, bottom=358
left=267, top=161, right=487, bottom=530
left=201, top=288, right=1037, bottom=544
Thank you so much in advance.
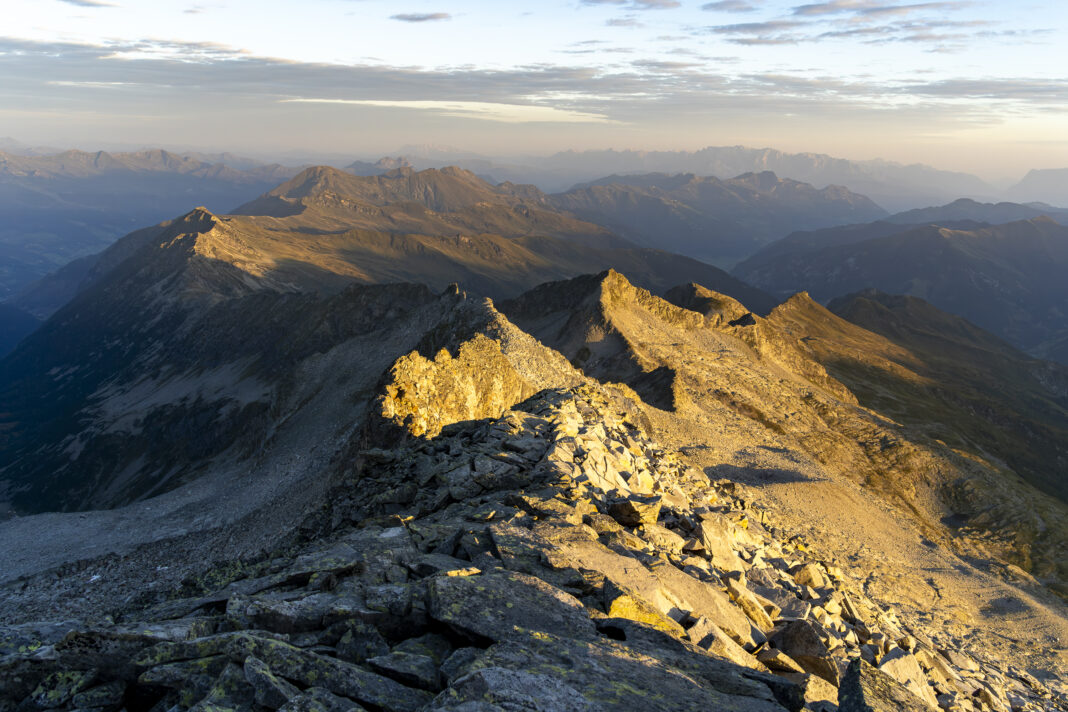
left=549, top=171, right=886, bottom=266
left=384, top=144, right=995, bottom=211
left=887, top=197, right=1068, bottom=225
left=1007, top=168, right=1068, bottom=206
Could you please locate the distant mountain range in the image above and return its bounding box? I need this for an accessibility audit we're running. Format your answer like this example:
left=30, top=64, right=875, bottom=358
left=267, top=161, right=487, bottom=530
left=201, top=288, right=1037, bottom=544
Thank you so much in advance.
left=1007, top=168, right=1068, bottom=206
left=13, top=162, right=869, bottom=320
left=343, top=162, right=888, bottom=265
left=735, top=203, right=1068, bottom=363
left=548, top=171, right=886, bottom=266
left=0, top=148, right=300, bottom=299
left=387, top=145, right=1003, bottom=212
left=886, top=197, right=1068, bottom=225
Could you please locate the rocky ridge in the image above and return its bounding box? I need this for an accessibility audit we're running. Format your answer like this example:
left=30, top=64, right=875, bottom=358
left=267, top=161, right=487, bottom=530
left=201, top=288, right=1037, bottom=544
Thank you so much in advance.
left=2, top=385, right=1061, bottom=712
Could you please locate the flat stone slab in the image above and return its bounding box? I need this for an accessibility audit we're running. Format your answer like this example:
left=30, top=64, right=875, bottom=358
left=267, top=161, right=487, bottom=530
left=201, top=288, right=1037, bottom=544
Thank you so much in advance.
left=427, top=570, right=596, bottom=643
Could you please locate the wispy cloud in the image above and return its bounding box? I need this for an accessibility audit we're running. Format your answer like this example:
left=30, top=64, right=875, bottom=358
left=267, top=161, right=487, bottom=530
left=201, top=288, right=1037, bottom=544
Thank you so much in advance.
left=702, top=1, right=760, bottom=12
left=709, top=0, right=994, bottom=48
left=583, top=0, right=682, bottom=9
left=708, top=19, right=805, bottom=43
left=711, top=19, right=806, bottom=33
left=390, top=12, right=451, bottom=22
left=792, top=0, right=967, bottom=18
left=280, top=99, right=615, bottom=124
left=56, top=0, right=117, bottom=6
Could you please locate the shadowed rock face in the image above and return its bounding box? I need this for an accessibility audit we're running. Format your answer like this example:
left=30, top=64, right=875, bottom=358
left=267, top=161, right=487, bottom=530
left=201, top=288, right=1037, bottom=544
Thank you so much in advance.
left=838, top=659, right=933, bottom=712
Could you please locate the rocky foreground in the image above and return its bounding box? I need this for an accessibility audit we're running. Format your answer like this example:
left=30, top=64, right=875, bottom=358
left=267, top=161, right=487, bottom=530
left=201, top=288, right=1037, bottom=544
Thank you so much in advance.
left=2, top=385, right=1061, bottom=712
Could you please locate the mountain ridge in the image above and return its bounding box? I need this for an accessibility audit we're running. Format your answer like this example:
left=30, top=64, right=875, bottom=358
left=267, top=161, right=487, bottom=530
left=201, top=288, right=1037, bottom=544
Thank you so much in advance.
left=1, top=250, right=1067, bottom=711
left=548, top=170, right=886, bottom=266
left=734, top=216, right=1068, bottom=362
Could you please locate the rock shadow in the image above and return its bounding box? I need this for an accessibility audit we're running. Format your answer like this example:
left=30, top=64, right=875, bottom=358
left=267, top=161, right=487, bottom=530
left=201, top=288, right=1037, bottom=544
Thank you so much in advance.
left=706, top=463, right=816, bottom=486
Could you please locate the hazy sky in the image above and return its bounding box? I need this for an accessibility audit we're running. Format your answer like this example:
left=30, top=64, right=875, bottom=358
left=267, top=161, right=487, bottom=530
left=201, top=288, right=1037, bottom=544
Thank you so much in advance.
left=2, top=0, right=1066, bottom=179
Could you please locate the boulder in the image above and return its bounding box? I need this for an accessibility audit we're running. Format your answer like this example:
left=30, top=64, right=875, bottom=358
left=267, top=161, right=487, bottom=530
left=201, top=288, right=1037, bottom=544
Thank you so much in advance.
left=786, top=672, right=839, bottom=710
left=688, top=616, right=767, bottom=671
left=335, top=622, right=391, bottom=664
left=70, top=680, right=126, bottom=709
left=698, top=517, right=747, bottom=573
left=244, top=654, right=301, bottom=708
left=469, top=626, right=795, bottom=712
left=757, top=648, right=805, bottom=674
left=278, top=686, right=367, bottom=711
left=188, top=661, right=257, bottom=712
left=641, top=523, right=688, bottom=554
left=878, top=648, right=939, bottom=709
left=427, top=570, right=596, bottom=643
left=793, top=564, right=828, bottom=590
left=29, top=670, right=95, bottom=709
left=839, top=659, right=933, bottom=712
left=604, top=580, right=687, bottom=637
left=769, top=620, right=839, bottom=686
left=367, top=651, right=442, bottom=691
left=223, top=633, right=433, bottom=712
left=433, top=667, right=599, bottom=711
left=724, top=572, right=775, bottom=631
left=608, top=495, right=663, bottom=527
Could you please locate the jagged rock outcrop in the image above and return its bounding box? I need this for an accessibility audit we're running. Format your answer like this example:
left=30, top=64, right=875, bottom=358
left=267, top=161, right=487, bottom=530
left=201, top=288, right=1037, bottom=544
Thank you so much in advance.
left=370, top=293, right=584, bottom=441
left=376, top=333, right=536, bottom=439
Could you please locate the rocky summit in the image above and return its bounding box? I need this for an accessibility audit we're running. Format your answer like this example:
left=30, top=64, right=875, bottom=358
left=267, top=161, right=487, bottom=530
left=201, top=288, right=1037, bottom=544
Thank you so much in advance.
left=1, top=383, right=1063, bottom=712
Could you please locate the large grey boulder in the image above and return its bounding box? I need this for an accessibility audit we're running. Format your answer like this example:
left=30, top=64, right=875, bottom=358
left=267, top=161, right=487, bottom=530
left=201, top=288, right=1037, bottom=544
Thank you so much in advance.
left=427, top=570, right=596, bottom=643
left=838, top=659, right=933, bottom=712
left=768, top=620, right=839, bottom=686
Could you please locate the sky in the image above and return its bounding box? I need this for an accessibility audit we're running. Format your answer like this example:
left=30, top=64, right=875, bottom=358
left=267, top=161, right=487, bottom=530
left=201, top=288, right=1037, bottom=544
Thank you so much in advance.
left=1, top=0, right=1066, bottom=180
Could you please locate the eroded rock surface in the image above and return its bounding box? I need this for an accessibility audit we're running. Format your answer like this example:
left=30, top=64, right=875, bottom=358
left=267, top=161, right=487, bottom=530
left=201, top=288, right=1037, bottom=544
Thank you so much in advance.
left=2, top=385, right=1061, bottom=711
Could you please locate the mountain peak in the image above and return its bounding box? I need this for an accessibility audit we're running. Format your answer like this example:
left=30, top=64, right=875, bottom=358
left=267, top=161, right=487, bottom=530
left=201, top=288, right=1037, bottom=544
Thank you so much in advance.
left=246, top=164, right=500, bottom=214
left=177, top=206, right=219, bottom=229
left=770, top=290, right=823, bottom=317
left=383, top=166, right=416, bottom=178
left=731, top=170, right=781, bottom=191
left=663, top=282, right=750, bottom=325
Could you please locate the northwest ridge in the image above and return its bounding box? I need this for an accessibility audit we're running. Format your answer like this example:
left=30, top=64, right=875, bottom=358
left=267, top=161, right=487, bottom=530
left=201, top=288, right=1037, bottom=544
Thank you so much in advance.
left=0, top=164, right=1066, bottom=712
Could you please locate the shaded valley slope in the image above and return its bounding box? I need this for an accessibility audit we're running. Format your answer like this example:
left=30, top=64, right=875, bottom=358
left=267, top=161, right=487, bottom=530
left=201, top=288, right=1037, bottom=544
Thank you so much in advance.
left=735, top=215, right=1068, bottom=363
